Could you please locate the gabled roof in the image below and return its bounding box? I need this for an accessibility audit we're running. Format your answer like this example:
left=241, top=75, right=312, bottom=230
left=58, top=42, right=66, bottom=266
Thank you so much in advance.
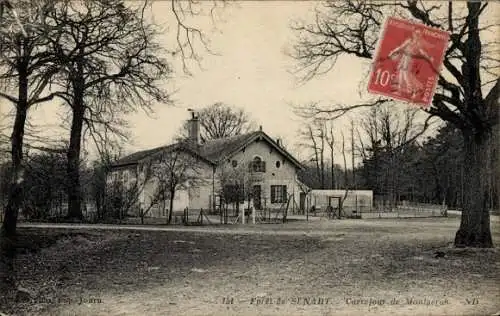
left=200, top=131, right=303, bottom=169
left=111, top=130, right=304, bottom=170
left=112, top=143, right=215, bottom=168
left=198, top=132, right=260, bottom=162
left=113, top=145, right=174, bottom=167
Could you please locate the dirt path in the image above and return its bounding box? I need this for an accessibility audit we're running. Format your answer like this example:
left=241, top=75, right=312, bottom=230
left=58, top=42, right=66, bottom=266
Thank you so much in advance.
left=18, top=217, right=467, bottom=236
left=11, top=218, right=500, bottom=316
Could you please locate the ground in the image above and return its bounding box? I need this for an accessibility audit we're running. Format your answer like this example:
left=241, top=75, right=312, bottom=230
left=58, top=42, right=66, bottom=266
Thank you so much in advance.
left=3, top=216, right=500, bottom=316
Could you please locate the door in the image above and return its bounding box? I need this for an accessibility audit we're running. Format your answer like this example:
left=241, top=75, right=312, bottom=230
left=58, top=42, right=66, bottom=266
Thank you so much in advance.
left=253, top=185, right=262, bottom=210
left=299, top=192, right=306, bottom=211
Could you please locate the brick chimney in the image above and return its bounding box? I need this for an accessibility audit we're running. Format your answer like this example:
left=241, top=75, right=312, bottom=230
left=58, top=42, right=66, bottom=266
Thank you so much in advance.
left=187, top=110, right=200, bottom=145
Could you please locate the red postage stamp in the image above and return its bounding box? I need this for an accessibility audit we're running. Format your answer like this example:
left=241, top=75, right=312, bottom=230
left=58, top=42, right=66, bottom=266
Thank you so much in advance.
left=367, top=17, right=450, bottom=109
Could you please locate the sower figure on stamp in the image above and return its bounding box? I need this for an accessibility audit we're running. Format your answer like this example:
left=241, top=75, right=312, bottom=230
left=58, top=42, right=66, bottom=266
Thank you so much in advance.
left=387, top=30, right=434, bottom=99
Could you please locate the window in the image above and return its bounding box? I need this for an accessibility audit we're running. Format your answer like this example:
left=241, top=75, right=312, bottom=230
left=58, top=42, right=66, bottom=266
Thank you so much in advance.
left=275, top=161, right=281, bottom=168
left=249, top=156, right=266, bottom=173
left=271, top=185, right=287, bottom=203
left=231, top=160, right=238, bottom=168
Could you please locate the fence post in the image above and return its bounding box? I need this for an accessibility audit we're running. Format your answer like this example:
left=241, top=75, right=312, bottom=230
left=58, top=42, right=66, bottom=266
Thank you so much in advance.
left=219, top=203, right=224, bottom=224
left=355, top=195, right=358, bottom=216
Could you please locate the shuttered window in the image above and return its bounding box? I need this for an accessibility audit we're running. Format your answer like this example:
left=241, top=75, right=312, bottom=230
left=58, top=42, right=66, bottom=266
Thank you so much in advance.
left=270, top=185, right=287, bottom=203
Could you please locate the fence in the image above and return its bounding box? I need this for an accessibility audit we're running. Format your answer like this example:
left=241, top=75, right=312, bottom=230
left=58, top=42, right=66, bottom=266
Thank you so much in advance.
left=0, top=201, right=101, bottom=223
left=362, top=201, right=447, bottom=219
left=306, top=190, right=373, bottom=217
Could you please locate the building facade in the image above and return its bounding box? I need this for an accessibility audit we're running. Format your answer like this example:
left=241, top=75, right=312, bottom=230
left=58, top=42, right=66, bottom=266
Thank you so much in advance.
left=107, top=115, right=305, bottom=217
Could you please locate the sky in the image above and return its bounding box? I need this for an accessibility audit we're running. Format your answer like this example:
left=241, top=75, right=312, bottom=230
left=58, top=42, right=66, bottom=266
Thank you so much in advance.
left=2, top=1, right=499, bottom=164
left=20, top=0, right=372, bottom=163
left=125, top=0, right=375, bottom=161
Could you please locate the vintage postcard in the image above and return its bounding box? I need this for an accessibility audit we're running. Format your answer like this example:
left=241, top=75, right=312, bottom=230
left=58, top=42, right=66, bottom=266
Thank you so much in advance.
left=0, top=1, right=498, bottom=316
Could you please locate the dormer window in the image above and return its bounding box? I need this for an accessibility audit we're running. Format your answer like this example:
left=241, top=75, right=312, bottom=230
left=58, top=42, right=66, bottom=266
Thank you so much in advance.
left=249, top=156, right=266, bottom=173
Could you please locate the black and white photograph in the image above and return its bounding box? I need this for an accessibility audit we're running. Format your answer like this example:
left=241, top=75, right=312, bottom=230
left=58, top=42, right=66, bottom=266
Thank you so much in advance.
left=0, top=0, right=498, bottom=315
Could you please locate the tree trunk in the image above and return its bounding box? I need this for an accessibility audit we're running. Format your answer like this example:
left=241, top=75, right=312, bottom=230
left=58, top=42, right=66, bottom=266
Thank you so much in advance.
left=66, top=105, right=84, bottom=220
left=320, top=148, right=325, bottom=189
left=351, top=123, right=356, bottom=190
left=330, top=154, right=335, bottom=189
left=236, top=192, right=240, bottom=216
left=454, top=130, right=493, bottom=247
left=66, top=67, right=85, bottom=221
left=0, top=65, right=29, bottom=294
left=167, top=189, right=175, bottom=224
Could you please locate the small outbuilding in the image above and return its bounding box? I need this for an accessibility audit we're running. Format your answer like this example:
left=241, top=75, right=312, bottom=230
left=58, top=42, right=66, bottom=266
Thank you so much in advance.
left=304, top=189, right=373, bottom=216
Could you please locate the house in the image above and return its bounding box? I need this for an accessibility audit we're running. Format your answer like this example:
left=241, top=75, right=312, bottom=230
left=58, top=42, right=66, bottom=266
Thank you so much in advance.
left=107, top=113, right=305, bottom=217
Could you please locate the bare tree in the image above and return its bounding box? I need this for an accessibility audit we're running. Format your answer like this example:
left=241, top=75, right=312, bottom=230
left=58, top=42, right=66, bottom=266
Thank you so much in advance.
left=0, top=0, right=61, bottom=295
left=291, top=1, right=499, bottom=247
left=43, top=0, right=170, bottom=220
left=325, top=123, right=336, bottom=189
left=106, top=159, right=167, bottom=225
left=305, top=124, right=322, bottom=186
left=21, top=147, right=68, bottom=221
left=88, top=132, right=125, bottom=222
left=105, top=160, right=151, bottom=223
left=178, top=102, right=255, bottom=142
left=138, top=180, right=169, bottom=224
left=318, top=123, right=326, bottom=189
left=48, top=0, right=228, bottom=221
left=338, top=131, right=349, bottom=217
left=350, top=120, right=356, bottom=191
left=357, top=104, right=424, bottom=207
left=147, top=146, right=207, bottom=224
left=297, top=117, right=344, bottom=190
left=106, top=146, right=207, bottom=225
left=217, top=161, right=256, bottom=218
left=169, top=0, right=228, bottom=73
left=0, top=0, right=226, bottom=296
left=297, top=120, right=328, bottom=189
